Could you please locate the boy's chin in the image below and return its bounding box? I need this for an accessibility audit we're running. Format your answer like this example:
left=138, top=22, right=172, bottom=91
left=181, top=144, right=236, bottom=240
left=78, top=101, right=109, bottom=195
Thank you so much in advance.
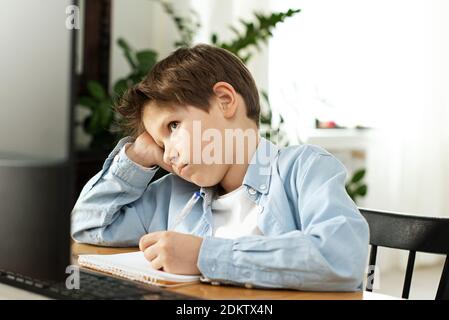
left=185, top=175, right=220, bottom=188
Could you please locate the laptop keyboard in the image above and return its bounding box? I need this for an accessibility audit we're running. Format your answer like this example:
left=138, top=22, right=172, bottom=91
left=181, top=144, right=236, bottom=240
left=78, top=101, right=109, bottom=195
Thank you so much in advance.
left=0, top=268, right=196, bottom=300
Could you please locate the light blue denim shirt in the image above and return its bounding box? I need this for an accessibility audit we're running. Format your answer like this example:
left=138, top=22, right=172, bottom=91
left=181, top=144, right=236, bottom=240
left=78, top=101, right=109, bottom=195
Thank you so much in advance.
left=71, top=136, right=369, bottom=291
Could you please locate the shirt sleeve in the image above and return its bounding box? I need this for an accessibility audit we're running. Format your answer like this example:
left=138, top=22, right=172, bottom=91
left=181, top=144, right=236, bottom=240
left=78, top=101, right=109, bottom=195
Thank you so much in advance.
left=71, top=137, right=169, bottom=247
left=196, top=151, right=370, bottom=291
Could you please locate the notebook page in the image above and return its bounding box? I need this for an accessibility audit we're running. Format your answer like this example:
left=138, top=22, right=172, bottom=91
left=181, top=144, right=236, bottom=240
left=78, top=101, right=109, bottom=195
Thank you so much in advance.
left=78, top=251, right=200, bottom=283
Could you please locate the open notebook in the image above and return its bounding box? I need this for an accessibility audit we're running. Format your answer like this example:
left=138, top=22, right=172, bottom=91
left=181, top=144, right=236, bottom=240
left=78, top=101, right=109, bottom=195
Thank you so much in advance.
left=78, top=251, right=201, bottom=287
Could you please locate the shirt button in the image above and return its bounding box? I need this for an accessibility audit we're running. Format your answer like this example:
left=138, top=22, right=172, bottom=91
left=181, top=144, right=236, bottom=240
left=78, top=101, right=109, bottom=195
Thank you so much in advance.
left=260, top=184, right=267, bottom=190
left=248, top=188, right=257, bottom=195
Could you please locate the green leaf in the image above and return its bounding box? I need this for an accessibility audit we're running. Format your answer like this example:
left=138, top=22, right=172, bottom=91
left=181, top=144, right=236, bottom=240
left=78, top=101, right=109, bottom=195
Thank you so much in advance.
left=117, top=37, right=130, bottom=51
left=136, top=50, right=157, bottom=73
left=229, top=26, right=241, bottom=37
left=351, top=169, right=366, bottom=183
left=220, top=8, right=301, bottom=63
left=354, top=185, right=368, bottom=196
left=113, top=79, right=128, bottom=97
left=117, top=37, right=137, bottom=69
left=211, top=33, right=218, bottom=44
left=129, top=73, right=144, bottom=85
left=86, top=111, right=101, bottom=134
left=260, top=90, right=270, bottom=105
left=87, top=81, right=106, bottom=101
left=99, top=100, right=113, bottom=129
left=78, top=96, right=97, bottom=110
left=83, top=100, right=113, bottom=136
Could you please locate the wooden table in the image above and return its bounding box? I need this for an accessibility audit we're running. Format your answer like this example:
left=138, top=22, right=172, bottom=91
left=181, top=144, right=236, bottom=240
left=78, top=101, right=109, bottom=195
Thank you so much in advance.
left=71, top=243, right=397, bottom=300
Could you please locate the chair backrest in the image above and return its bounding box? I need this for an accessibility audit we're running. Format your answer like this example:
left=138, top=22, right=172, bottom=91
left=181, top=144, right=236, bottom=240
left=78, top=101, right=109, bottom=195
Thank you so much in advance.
left=359, top=208, right=449, bottom=300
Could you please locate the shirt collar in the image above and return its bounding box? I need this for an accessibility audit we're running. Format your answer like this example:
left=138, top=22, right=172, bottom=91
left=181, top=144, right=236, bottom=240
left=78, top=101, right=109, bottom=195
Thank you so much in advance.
left=242, top=136, right=279, bottom=195
left=199, top=136, right=279, bottom=202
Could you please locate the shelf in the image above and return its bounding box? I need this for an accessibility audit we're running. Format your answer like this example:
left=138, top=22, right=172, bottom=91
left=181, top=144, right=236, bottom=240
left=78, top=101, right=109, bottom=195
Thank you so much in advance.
left=302, top=128, right=372, bottom=150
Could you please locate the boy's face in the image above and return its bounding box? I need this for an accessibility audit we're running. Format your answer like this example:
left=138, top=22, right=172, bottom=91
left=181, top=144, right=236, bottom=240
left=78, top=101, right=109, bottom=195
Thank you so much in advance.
left=142, top=99, right=234, bottom=187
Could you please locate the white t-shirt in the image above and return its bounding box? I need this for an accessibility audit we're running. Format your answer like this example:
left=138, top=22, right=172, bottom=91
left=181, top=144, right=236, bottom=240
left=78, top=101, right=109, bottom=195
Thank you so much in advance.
left=211, top=186, right=263, bottom=239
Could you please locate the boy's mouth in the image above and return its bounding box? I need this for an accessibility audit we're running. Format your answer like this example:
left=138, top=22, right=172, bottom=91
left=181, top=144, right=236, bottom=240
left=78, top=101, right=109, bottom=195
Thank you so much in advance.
left=174, top=164, right=189, bottom=176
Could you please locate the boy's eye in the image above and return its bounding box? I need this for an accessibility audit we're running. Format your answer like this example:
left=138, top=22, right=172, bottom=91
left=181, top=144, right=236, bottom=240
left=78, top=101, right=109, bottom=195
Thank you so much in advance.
left=168, top=121, right=179, bottom=132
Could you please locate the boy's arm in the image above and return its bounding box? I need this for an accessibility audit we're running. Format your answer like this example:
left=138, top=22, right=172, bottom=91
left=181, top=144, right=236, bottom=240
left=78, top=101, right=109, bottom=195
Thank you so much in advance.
left=196, top=152, right=370, bottom=291
left=71, top=137, right=170, bottom=247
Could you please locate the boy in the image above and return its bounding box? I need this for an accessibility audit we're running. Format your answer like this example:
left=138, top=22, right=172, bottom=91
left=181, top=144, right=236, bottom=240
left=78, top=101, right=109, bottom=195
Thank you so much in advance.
left=71, top=44, right=369, bottom=291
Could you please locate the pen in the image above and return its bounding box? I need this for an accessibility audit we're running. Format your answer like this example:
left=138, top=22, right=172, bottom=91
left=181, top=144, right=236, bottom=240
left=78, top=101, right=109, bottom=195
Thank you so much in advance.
left=171, top=191, right=201, bottom=231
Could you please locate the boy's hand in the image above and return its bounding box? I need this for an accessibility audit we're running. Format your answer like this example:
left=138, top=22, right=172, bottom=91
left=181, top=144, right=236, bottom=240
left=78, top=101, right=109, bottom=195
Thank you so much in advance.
left=125, top=131, right=172, bottom=172
left=139, top=231, right=203, bottom=275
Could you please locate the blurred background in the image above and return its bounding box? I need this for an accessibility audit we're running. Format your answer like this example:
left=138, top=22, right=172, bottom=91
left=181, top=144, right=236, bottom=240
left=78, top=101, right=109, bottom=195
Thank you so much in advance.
left=1, top=0, right=448, bottom=299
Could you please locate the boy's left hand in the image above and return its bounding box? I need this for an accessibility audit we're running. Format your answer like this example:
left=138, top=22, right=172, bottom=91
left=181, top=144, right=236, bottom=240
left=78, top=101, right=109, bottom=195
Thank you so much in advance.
left=139, top=231, right=203, bottom=275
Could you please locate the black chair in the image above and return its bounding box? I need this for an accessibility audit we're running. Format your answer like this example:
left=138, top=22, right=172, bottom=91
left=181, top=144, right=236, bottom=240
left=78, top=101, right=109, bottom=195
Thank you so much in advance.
left=360, top=208, right=449, bottom=300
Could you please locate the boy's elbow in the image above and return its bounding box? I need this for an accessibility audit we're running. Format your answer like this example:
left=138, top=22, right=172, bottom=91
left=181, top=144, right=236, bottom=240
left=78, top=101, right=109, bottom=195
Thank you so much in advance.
left=330, top=263, right=365, bottom=292
left=318, top=218, right=369, bottom=291
left=70, top=227, right=101, bottom=246
left=71, top=223, right=142, bottom=248
left=334, top=238, right=369, bottom=290
left=277, top=262, right=364, bottom=292
left=307, top=257, right=365, bottom=292
left=70, top=212, right=107, bottom=245
left=336, top=219, right=369, bottom=291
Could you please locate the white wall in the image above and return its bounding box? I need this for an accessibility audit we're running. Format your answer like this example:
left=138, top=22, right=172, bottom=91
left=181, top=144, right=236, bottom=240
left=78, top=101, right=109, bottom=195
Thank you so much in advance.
left=0, top=0, right=72, bottom=160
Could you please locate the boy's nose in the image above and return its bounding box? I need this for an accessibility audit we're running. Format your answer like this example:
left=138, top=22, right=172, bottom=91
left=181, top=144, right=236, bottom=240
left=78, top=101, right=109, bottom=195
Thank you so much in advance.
left=163, top=146, right=179, bottom=165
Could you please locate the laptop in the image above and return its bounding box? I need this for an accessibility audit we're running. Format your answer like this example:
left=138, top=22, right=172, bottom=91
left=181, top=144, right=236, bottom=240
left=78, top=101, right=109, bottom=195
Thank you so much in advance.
left=0, top=0, right=193, bottom=300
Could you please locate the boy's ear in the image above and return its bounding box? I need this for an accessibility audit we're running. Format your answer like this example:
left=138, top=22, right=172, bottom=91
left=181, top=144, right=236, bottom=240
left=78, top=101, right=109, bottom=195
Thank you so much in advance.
left=212, top=82, right=237, bottom=119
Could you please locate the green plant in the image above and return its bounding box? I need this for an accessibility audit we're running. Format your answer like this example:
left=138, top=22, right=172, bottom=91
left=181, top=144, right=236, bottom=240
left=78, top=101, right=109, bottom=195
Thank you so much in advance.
left=78, top=81, right=115, bottom=150
left=345, top=168, right=368, bottom=204
left=211, top=9, right=300, bottom=63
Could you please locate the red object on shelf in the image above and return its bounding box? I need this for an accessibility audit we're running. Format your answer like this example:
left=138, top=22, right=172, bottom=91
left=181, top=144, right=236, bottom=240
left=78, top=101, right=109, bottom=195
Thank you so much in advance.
left=317, top=121, right=337, bottom=128
left=326, top=121, right=337, bottom=128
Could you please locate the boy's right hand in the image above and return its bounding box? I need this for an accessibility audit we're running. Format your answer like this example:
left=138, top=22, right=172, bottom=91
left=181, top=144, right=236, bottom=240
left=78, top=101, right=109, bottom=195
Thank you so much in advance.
left=125, top=132, right=172, bottom=172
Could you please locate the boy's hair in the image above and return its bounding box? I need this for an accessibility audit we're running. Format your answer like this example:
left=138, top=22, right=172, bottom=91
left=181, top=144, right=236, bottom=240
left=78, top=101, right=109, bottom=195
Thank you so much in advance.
left=116, top=44, right=260, bottom=137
